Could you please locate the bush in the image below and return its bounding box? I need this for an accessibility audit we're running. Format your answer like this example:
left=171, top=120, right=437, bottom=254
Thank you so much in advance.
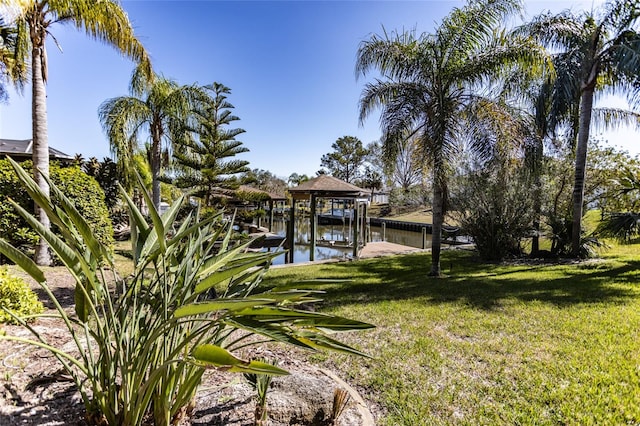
left=238, top=208, right=266, bottom=223
left=82, top=157, right=120, bottom=212
left=452, top=166, right=534, bottom=261
left=0, top=267, right=43, bottom=324
left=53, top=165, right=114, bottom=250
left=0, top=161, right=37, bottom=252
left=550, top=214, right=606, bottom=258
left=0, top=159, right=113, bottom=261
left=595, top=212, right=640, bottom=243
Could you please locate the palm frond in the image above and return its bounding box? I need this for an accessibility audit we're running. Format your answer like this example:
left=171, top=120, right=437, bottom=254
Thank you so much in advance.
left=516, top=11, right=586, bottom=51
left=0, top=18, right=28, bottom=90
left=600, top=0, right=640, bottom=35
left=355, top=29, right=422, bottom=81
left=438, top=0, right=523, bottom=55
left=590, top=106, right=640, bottom=131
left=596, top=212, right=640, bottom=241
left=459, top=31, right=551, bottom=87
left=48, top=0, right=152, bottom=75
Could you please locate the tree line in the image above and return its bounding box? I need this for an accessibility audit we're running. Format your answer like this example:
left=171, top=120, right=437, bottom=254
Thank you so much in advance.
left=354, top=0, right=640, bottom=275
left=1, top=0, right=639, bottom=277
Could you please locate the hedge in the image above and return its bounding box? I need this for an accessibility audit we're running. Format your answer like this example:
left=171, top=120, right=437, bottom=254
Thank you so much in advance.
left=0, top=159, right=113, bottom=261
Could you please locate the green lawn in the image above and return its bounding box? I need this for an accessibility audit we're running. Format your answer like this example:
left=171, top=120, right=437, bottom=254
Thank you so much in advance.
left=263, top=243, right=640, bottom=425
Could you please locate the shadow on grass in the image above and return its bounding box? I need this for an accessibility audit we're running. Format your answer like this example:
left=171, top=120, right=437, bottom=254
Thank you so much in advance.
left=265, top=251, right=640, bottom=311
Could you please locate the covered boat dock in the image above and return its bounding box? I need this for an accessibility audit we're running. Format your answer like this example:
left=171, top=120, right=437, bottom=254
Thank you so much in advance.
left=287, top=175, right=369, bottom=263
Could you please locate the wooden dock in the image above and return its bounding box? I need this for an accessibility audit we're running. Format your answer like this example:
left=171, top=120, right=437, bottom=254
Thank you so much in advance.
left=358, top=241, right=425, bottom=259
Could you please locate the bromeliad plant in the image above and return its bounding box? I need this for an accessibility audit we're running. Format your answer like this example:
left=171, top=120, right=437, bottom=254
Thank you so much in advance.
left=0, top=157, right=374, bottom=426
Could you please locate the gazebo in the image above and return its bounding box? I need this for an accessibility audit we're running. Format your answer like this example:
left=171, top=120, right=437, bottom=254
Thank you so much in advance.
left=287, top=175, right=369, bottom=263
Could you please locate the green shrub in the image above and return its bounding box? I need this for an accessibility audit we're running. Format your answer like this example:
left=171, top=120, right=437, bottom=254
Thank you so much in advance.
left=0, top=267, right=43, bottom=324
left=0, top=159, right=113, bottom=261
left=452, top=166, right=534, bottom=261
left=82, top=157, right=120, bottom=211
left=52, top=164, right=114, bottom=250
left=0, top=160, right=37, bottom=253
left=238, top=208, right=266, bottom=223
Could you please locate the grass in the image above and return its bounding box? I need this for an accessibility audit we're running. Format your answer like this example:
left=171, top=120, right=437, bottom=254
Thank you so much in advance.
left=263, top=242, right=640, bottom=425
left=383, top=208, right=460, bottom=226
left=113, top=239, right=135, bottom=276
left=388, top=209, right=434, bottom=223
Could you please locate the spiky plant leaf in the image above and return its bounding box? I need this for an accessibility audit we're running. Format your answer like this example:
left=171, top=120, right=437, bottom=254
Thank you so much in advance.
left=0, top=239, right=45, bottom=284
left=192, top=344, right=289, bottom=376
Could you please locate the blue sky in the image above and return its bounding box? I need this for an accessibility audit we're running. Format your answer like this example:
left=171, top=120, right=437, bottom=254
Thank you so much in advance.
left=1, top=0, right=636, bottom=178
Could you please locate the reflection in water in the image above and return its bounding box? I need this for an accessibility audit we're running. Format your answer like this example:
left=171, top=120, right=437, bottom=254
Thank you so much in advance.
left=267, top=218, right=352, bottom=265
left=264, top=217, right=432, bottom=265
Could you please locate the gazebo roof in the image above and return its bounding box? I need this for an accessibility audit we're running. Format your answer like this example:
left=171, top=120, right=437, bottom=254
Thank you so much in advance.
left=288, top=174, right=368, bottom=200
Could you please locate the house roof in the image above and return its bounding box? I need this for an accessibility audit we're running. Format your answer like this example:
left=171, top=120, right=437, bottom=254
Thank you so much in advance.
left=0, top=138, right=74, bottom=161
left=288, top=174, right=368, bottom=200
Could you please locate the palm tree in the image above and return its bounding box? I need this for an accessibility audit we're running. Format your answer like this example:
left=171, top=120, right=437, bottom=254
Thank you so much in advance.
left=596, top=166, right=640, bottom=241
left=7, top=1, right=150, bottom=265
left=288, top=173, right=310, bottom=187
left=521, top=0, right=640, bottom=256
left=99, top=68, right=197, bottom=209
left=357, top=0, right=546, bottom=276
left=169, top=82, right=250, bottom=206
left=0, top=17, right=27, bottom=102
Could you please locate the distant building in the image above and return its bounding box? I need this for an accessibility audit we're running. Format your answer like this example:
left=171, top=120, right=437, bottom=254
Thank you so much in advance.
left=0, top=138, right=74, bottom=163
left=370, top=190, right=389, bottom=205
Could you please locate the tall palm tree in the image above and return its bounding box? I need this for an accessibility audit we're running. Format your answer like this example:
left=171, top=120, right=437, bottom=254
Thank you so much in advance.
left=6, top=1, right=150, bottom=265
left=99, top=68, right=197, bottom=209
left=357, top=0, right=546, bottom=276
left=521, top=0, right=640, bottom=256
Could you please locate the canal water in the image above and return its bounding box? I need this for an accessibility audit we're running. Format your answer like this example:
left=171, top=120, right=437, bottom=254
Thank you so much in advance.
left=264, top=217, right=432, bottom=265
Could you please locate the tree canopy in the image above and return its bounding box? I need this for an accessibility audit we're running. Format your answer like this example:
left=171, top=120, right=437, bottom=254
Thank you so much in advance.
left=320, top=136, right=369, bottom=183
left=357, top=0, right=546, bottom=275
left=99, top=67, right=198, bottom=208
left=6, top=0, right=150, bottom=264
left=169, top=82, right=250, bottom=206
left=519, top=0, right=640, bottom=256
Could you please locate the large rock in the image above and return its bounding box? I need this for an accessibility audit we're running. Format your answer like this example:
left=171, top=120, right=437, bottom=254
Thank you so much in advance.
left=192, top=368, right=374, bottom=426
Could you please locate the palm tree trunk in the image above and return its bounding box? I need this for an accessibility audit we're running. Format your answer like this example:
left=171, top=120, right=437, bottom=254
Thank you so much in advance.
left=532, top=181, right=542, bottom=255
left=32, top=42, right=51, bottom=266
left=430, top=167, right=444, bottom=276
left=571, top=87, right=595, bottom=257
left=531, top=139, right=543, bottom=256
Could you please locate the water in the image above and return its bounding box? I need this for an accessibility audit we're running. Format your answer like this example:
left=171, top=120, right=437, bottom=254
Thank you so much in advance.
left=263, top=217, right=432, bottom=265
